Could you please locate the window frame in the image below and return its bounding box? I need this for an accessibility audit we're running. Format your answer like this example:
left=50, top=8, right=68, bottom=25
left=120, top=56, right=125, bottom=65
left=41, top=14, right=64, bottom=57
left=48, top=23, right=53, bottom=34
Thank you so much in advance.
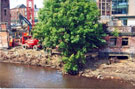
left=4, top=8, right=7, bottom=16
left=109, top=38, right=117, bottom=47
left=122, top=38, right=129, bottom=46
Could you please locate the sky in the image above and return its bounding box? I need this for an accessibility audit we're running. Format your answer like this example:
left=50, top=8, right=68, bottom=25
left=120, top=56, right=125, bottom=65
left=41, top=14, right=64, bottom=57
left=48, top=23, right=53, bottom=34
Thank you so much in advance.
left=10, top=0, right=44, bottom=9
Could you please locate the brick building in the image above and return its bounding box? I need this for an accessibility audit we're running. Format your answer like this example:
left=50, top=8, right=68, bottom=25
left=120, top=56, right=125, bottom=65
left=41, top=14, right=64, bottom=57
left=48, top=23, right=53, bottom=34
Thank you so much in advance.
left=99, top=26, right=135, bottom=60
left=0, top=0, right=11, bottom=27
left=10, top=4, right=27, bottom=25
left=10, top=4, right=39, bottom=25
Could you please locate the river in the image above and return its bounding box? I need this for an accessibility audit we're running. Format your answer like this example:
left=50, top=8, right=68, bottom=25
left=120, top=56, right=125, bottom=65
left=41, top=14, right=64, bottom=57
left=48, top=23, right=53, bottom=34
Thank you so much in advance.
left=0, top=63, right=134, bottom=88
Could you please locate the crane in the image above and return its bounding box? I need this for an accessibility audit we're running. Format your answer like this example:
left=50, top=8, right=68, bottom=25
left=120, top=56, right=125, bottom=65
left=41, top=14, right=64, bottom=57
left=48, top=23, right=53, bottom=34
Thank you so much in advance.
left=26, top=0, right=35, bottom=27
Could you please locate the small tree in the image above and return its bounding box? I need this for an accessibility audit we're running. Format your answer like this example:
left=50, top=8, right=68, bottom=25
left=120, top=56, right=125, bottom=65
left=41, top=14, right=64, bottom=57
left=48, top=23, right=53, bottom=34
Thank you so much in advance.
left=112, top=28, right=119, bottom=37
left=33, top=0, right=106, bottom=74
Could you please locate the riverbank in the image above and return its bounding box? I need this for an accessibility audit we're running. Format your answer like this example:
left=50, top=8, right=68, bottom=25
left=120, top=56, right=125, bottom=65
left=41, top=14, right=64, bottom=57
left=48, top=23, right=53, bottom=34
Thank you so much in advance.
left=0, top=47, right=63, bottom=70
left=0, top=47, right=135, bottom=86
left=81, top=58, right=135, bottom=85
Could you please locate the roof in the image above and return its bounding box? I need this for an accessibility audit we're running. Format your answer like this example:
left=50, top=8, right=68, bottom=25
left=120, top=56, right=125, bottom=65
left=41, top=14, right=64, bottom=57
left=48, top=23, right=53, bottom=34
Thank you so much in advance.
left=13, top=4, right=26, bottom=9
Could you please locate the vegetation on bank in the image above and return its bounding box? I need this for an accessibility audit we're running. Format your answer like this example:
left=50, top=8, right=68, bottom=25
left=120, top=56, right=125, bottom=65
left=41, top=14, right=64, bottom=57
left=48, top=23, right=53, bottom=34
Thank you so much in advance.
left=33, top=0, right=106, bottom=74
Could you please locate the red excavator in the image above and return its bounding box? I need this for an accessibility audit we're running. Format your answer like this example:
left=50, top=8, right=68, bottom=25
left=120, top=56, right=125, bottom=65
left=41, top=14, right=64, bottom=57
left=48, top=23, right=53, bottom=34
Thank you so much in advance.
left=19, top=14, right=42, bottom=50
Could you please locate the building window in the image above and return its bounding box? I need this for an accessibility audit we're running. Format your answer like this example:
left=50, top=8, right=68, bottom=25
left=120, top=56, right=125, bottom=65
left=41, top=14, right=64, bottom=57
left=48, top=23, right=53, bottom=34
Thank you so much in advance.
left=112, top=0, right=128, bottom=14
left=123, top=20, right=127, bottom=26
left=110, top=38, right=117, bottom=46
left=4, top=9, right=7, bottom=16
left=122, top=38, right=128, bottom=46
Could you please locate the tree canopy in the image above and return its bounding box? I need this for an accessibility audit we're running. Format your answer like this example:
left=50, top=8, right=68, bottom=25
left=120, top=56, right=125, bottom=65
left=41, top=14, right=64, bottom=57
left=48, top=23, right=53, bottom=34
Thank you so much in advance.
left=33, top=0, right=106, bottom=74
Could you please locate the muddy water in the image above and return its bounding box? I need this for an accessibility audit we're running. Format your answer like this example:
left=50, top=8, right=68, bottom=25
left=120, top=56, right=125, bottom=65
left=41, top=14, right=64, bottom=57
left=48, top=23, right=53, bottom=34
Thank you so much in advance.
left=0, top=63, right=134, bottom=88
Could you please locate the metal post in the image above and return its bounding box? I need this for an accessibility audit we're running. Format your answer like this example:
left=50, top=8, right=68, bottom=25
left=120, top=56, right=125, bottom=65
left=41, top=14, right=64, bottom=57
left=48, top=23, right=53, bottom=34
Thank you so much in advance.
left=27, top=0, right=35, bottom=28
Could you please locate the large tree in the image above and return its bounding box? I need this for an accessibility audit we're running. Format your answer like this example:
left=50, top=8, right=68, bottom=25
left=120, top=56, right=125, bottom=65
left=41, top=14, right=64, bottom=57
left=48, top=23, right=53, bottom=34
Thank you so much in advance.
left=33, top=0, right=106, bottom=74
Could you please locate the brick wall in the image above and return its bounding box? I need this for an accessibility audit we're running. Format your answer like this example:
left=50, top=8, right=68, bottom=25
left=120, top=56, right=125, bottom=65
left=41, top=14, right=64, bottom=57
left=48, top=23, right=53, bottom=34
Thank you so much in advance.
left=101, top=36, right=135, bottom=53
left=0, top=0, right=11, bottom=26
left=0, top=32, right=9, bottom=49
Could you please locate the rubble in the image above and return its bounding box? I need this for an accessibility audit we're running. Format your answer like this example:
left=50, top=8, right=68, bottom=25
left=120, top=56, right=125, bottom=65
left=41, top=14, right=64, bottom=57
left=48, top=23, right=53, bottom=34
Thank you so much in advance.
left=0, top=47, right=62, bottom=70
left=81, top=58, right=135, bottom=84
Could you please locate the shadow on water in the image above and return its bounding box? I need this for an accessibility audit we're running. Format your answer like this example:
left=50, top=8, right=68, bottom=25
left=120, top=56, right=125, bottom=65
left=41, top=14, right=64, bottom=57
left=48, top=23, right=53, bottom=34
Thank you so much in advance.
left=0, top=63, right=134, bottom=88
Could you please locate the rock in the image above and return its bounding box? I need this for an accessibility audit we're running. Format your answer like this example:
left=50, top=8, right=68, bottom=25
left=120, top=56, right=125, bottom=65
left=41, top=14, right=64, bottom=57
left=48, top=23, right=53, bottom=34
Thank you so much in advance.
left=97, top=75, right=102, bottom=79
left=115, top=70, right=120, bottom=73
left=79, top=71, right=84, bottom=76
left=79, top=71, right=83, bottom=75
left=110, top=76, right=114, bottom=79
left=85, top=69, right=90, bottom=73
left=51, top=66, right=56, bottom=68
left=31, top=59, right=39, bottom=65
left=46, top=65, right=51, bottom=67
left=85, top=74, right=90, bottom=77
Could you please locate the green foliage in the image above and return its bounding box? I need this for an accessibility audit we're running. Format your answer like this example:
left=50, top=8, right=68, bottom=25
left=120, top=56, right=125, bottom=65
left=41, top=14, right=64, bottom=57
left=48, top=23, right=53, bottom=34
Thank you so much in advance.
left=62, top=51, right=86, bottom=74
left=112, top=28, right=119, bottom=37
left=33, top=0, right=106, bottom=74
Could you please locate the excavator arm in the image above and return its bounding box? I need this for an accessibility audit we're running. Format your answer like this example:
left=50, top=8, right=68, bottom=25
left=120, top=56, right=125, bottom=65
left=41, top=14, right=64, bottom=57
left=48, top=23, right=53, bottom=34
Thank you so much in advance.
left=19, top=14, right=32, bottom=33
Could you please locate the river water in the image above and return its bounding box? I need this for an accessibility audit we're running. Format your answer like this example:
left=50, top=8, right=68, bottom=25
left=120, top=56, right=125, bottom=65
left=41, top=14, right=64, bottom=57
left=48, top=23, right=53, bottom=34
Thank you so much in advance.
left=0, top=63, right=134, bottom=88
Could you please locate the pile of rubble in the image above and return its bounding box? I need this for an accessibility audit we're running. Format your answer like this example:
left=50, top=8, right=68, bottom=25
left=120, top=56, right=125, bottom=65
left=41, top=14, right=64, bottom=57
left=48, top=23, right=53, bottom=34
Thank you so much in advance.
left=80, top=59, right=135, bottom=85
left=0, top=47, right=63, bottom=69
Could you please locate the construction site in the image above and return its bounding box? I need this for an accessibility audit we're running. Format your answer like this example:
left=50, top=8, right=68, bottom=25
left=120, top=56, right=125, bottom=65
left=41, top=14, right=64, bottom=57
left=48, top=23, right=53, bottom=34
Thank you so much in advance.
left=0, top=0, right=40, bottom=50
left=1, top=0, right=135, bottom=88
left=0, top=0, right=135, bottom=60
left=0, top=0, right=62, bottom=68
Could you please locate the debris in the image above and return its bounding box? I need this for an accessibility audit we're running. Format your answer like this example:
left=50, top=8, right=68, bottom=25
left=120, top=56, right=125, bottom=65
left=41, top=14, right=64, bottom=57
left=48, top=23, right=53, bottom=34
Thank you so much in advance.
left=0, top=47, right=62, bottom=70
